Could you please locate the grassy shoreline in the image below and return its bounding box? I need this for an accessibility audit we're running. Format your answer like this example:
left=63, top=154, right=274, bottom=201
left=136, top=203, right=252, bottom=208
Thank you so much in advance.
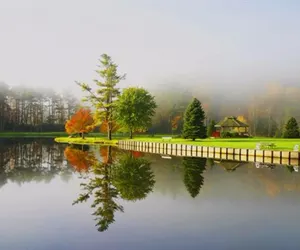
left=54, top=137, right=119, bottom=145
left=130, top=137, right=300, bottom=151
left=2, top=133, right=300, bottom=151
left=54, top=136, right=300, bottom=151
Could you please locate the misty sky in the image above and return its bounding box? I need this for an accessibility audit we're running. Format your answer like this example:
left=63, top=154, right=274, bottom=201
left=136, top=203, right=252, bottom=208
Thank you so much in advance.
left=1, top=0, right=300, bottom=95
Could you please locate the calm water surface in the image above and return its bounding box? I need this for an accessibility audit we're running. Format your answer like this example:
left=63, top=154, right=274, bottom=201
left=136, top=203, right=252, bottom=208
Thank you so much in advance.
left=0, top=139, right=300, bottom=250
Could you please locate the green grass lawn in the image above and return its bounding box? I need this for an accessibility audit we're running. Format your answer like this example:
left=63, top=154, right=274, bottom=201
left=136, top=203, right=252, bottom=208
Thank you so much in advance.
left=7, top=132, right=299, bottom=151
left=55, top=134, right=300, bottom=151
left=130, top=137, right=300, bottom=151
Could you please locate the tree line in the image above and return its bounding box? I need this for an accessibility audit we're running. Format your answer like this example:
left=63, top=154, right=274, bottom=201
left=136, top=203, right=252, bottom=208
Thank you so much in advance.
left=2, top=54, right=300, bottom=138
left=65, top=53, right=300, bottom=139
left=0, top=83, right=78, bottom=132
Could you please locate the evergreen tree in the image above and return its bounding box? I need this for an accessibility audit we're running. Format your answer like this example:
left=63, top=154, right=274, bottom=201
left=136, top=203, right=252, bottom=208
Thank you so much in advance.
left=182, top=157, right=206, bottom=198
left=207, top=120, right=216, bottom=137
left=76, top=54, right=125, bottom=140
left=182, top=98, right=206, bottom=140
left=283, top=117, right=300, bottom=138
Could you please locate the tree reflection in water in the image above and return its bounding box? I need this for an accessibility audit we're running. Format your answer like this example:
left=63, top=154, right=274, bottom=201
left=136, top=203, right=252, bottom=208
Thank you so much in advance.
left=182, top=157, right=206, bottom=198
left=112, top=152, right=155, bottom=202
left=64, top=144, right=95, bottom=173
left=71, top=147, right=155, bottom=232
left=0, top=138, right=70, bottom=186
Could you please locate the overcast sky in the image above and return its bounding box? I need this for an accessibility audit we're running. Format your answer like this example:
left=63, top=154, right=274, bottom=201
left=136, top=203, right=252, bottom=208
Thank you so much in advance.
left=1, top=0, right=300, bottom=94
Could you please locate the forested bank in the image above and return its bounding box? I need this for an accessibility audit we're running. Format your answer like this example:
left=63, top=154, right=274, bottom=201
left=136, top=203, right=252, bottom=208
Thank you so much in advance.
left=0, top=82, right=78, bottom=132
left=2, top=81, right=300, bottom=137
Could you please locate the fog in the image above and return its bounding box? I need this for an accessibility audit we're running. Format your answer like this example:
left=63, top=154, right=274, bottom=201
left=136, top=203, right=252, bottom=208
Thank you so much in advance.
left=1, top=0, right=300, bottom=94
left=1, top=1, right=300, bottom=135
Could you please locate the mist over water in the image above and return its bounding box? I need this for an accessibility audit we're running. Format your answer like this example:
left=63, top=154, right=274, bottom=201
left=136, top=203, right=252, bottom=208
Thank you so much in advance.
left=1, top=1, right=300, bottom=137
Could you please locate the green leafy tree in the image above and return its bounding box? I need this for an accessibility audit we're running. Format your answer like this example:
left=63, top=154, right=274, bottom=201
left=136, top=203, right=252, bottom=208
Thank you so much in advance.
left=112, top=153, right=155, bottom=201
left=207, top=120, right=216, bottom=137
left=283, top=117, right=300, bottom=138
left=182, top=157, right=206, bottom=198
left=76, top=54, right=125, bottom=140
left=182, top=98, right=206, bottom=140
left=115, top=87, right=157, bottom=138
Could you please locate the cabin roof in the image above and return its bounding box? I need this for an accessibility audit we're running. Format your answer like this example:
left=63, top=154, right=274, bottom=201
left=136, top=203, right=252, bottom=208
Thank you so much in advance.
left=215, top=116, right=249, bottom=127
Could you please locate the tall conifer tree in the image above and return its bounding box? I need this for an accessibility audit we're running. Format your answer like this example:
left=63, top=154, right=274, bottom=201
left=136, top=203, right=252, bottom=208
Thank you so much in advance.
left=76, top=54, right=125, bottom=140
left=182, top=98, right=206, bottom=140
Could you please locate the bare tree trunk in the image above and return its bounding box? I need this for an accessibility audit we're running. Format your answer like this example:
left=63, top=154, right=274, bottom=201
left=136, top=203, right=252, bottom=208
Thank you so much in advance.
left=130, top=129, right=133, bottom=139
left=108, top=127, right=112, bottom=140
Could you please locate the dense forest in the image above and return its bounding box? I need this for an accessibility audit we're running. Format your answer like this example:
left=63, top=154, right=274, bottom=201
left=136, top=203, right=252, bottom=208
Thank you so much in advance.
left=1, top=81, right=300, bottom=137
left=0, top=82, right=78, bottom=132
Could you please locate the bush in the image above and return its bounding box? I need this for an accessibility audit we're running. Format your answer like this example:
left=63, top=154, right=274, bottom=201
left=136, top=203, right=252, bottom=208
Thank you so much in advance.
left=221, top=132, right=232, bottom=138
left=231, top=132, right=239, bottom=137
left=221, top=131, right=249, bottom=138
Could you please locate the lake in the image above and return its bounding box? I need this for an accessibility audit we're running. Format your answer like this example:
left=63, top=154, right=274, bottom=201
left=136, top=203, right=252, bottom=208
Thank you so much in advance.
left=0, top=138, right=300, bottom=250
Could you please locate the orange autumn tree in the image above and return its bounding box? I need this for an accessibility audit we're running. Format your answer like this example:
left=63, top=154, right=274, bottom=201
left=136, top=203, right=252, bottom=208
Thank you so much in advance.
left=64, top=147, right=96, bottom=172
left=65, top=108, right=95, bottom=138
left=171, top=115, right=181, bottom=132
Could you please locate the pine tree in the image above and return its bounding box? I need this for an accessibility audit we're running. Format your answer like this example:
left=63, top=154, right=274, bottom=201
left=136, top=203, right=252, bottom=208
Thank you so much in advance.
left=182, top=98, right=206, bottom=140
left=76, top=54, right=125, bottom=140
left=283, top=117, right=300, bottom=138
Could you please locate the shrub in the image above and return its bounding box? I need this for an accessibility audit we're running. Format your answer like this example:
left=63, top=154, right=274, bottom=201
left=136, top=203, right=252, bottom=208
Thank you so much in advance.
left=221, top=131, right=249, bottom=138
left=221, top=132, right=232, bottom=138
